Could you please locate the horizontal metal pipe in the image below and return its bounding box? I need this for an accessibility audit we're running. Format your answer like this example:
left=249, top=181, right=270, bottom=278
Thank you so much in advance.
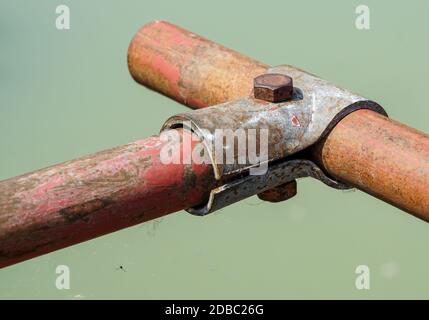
left=0, top=129, right=215, bottom=268
left=128, top=21, right=429, bottom=219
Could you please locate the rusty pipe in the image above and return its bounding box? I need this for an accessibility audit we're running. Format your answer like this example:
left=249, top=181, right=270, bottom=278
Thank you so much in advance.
left=313, top=109, right=429, bottom=220
left=0, top=129, right=215, bottom=268
left=128, top=21, right=429, bottom=220
left=128, top=20, right=269, bottom=108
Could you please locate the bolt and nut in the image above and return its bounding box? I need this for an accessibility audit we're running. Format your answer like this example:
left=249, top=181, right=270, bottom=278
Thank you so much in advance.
left=254, top=73, right=293, bottom=102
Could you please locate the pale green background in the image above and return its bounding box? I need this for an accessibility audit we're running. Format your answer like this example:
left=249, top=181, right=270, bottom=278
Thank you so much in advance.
left=0, top=0, right=428, bottom=299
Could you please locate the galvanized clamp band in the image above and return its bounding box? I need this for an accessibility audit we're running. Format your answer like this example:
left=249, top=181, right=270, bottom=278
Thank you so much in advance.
left=162, top=65, right=387, bottom=215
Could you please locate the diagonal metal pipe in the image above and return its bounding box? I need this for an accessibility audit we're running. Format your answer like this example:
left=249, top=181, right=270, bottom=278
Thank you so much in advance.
left=0, top=130, right=215, bottom=268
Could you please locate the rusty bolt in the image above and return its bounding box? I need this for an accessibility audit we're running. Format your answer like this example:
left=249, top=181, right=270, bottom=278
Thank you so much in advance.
left=254, top=73, right=293, bottom=102
left=257, top=180, right=297, bottom=203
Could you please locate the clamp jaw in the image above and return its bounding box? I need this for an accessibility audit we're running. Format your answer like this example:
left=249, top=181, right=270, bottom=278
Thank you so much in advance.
left=162, top=65, right=387, bottom=215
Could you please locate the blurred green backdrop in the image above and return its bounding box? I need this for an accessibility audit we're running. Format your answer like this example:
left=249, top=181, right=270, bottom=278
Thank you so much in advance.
left=1, top=0, right=429, bottom=299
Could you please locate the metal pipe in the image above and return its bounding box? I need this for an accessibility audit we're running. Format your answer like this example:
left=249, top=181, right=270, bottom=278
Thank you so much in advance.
left=128, top=20, right=269, bottom=108
left=313, top=109, right=429, bottom=220
left=128, top=21, right=429, bottom=219
left=0, top=129, right=215, bottom=268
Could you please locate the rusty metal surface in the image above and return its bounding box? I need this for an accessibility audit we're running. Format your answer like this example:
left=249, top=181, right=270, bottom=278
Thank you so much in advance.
left=0, top=129, right=215, bottom=268
left=128, top=20, right=269, bottom=108
left=128, top=21, right=429, bottom=218
left=188, top=159, right=349, bottom=215
left=162, top=65, right=386, bottom=180
left=314, top=109, right=429, bottom=221
left=254, top=73, right=293, bottom=102
left=257, top=180, right=297, bottom=203
left=1, top=20, right=428, bottom=270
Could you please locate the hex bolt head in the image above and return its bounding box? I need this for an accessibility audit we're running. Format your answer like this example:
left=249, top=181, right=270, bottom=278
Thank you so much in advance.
left=254, top=73, right=293, bottom=102
left=257, top=180, right=297, bottom=203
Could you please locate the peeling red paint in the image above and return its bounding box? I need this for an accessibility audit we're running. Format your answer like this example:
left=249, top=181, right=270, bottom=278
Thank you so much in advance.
left=0, top=129, right=215, bottom=268
left=314, top=109, right=429, bottom=220
left=152, top=54, right=181, bottom=97
left=291, top=115, right=301, bottom=127
left=128, top=20, right=269, bottom=109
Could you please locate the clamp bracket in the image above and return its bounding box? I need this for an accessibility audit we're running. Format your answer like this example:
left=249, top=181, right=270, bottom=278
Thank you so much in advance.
left=162, top=65, right=387, bottom=215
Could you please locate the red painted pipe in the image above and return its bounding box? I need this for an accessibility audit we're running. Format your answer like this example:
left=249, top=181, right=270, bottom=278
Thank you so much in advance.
left=0, top=129, right=215, bottom=268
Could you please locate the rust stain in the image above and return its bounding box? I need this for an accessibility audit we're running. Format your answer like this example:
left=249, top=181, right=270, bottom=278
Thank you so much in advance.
left=258, top=180, right=297, bottom=203
left=254, top=73, right=293, bottom=102
left=59, top=198, right=112, bottom=223
left=183, top=166, right=198, bottom=194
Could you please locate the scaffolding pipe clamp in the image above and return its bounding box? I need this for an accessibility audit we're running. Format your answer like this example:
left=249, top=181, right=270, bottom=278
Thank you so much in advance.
left=162, top=65, right=387, bottom=215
